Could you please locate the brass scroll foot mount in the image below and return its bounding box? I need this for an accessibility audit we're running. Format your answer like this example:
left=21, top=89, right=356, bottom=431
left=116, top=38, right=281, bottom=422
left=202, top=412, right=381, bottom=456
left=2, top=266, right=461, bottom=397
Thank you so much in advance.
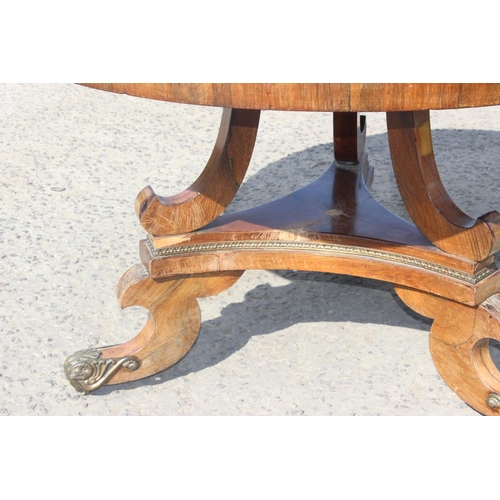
left=487, top=393, right=500, bottom=408
left=64, top=348, right=140, bottom=393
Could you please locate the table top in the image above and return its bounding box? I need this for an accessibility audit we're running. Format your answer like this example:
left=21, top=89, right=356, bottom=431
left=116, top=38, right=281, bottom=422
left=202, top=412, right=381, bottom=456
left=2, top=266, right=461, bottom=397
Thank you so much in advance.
left=79, top=83, right=500, bottom=112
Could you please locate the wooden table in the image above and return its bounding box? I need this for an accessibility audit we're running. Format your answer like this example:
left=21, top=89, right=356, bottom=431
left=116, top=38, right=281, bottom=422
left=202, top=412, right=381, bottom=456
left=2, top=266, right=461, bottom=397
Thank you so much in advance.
left=65, top=84, right=500, bottom=415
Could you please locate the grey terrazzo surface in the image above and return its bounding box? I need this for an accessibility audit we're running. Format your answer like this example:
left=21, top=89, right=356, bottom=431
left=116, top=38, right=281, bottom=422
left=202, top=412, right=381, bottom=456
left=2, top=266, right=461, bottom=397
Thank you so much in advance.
left=2, top=83, right=500, bottom=415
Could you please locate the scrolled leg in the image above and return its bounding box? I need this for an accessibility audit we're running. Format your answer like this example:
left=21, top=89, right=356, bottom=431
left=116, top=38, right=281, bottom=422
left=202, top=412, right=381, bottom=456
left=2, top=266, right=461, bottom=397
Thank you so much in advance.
left=387, top=110, right=500, bottom=261
left=65, top=264, right=243, bottom=392
left=136, top=108, right=260, bottom=236
left=395, top=286, right=500, bottom=415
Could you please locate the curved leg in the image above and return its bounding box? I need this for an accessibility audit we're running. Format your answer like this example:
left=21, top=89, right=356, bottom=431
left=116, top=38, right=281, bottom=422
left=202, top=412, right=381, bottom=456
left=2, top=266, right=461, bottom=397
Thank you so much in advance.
left=65, top=264, right=243, bottom=392
left=395, top=285, right=500, bottom=415
left=387, top=110, right=500, bottom=261
left=135, top=108, right=260, bottom=236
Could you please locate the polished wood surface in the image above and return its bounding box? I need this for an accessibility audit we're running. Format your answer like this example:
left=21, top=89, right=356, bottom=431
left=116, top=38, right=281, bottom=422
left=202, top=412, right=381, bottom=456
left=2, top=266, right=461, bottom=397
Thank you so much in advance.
left=387, top=110, right=500, bottom=261
left=91, top=265, right=243, bottom=386
left=66, top=83, right=500, bottom=415
left=395, top=286, right=500, bottom=416
left=334, top=112, right=366, bottom=163
left=79, top=83, right=500, bottom=111
left=142, top=160, right=500, bottom=307
left=135, top=108, right=260, bottom=235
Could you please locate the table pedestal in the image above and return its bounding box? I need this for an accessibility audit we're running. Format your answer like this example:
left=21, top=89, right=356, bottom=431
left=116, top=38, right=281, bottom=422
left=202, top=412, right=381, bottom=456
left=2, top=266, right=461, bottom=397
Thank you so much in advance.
left=64, top=109, right=500, bottom=415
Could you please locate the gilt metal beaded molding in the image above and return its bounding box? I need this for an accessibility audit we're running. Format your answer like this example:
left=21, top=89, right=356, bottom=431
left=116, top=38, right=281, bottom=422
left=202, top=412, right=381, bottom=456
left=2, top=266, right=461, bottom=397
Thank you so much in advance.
left=146, top=237, right=496, bottom=285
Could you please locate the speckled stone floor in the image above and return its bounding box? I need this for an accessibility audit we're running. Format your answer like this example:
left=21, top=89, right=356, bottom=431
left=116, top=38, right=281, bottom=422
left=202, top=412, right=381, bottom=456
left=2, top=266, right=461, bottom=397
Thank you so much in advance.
left=2, top=83, right=500, bottom=415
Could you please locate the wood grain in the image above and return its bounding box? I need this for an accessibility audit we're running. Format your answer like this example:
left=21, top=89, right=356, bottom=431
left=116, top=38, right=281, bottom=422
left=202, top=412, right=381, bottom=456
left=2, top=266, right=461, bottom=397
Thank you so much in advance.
left=387, top=110, right=500, bottom=261
left=78, top=83, right=500, bottom=111
left=395, top=286, right=500, bottom=416
left=135, top=108, right=260, bottom=235
left=142, top=160, right=500, bottom=306
left=67, top=83, right=500, bottom=414
left=96, top=264, right=243, bottom=385
left=333, top=112, right=366, bottom=164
